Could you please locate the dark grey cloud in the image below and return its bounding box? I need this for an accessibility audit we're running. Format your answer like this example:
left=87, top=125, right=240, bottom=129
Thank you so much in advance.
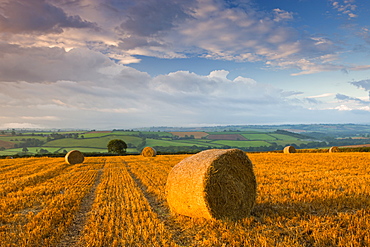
left=304, top=98, right=321, bottom=104
left=350, top=79, right=370, bottom=91
left=336, top=93, right=356, bottom=101
left=336, top=93, right=369, bottom=104
left=0, top=0, right=97, bottom=34
left=0, top=44, right=112, bottom=82
left=118, top=36, right=162, bottom=50
left=118, top=0, right=195, bottom=37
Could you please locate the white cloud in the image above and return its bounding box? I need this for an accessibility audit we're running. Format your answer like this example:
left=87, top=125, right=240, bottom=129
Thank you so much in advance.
left=273, top=8, right=294, bottom=22
left=335, top=104, right=352, bottom=111
left=330, top=0, right=358, bottom=19
left=306, top=93, right=335, bottom=99
left=21, top=116, right=60, bottom=120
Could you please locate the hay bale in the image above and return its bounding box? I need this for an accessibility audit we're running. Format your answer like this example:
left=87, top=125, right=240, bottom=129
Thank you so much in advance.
left=165, top=149, right=257, bottom=221
left=329, top=146, right=340, bottom=153
left=5, top=156, right=13, bottom=159
left=65, top=150, right=84, bottom=165
left=283, top=146, right=296, bottom=153
left=141, top=147, right=157, bottom=157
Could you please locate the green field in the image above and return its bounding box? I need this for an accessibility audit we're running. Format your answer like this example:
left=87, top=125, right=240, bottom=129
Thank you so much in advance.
left=0, top=127, right=337, bottom=156
left=46, top=135, right=143, bottom=148
left=145, top=139, right=202, bottom=147
left=269, top=133, right=299, bottom=141
left=210, top=140, right=271, bottom=147
left=241, top=133, right=278, bottom=141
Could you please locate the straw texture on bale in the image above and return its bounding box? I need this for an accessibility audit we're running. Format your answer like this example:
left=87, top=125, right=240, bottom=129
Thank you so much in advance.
left=65, top=150, right=84, bottom=165
left=141, top=147, right=157, bottom=157
left=329, top=146, right=340, bottom=153
left=166, top=149, right=257, bottom=221
left=283, top=146, right=296, bottom=153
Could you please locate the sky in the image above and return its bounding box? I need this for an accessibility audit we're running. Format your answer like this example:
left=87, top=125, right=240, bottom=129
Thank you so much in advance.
left=0, top=0, right=370, bottom=130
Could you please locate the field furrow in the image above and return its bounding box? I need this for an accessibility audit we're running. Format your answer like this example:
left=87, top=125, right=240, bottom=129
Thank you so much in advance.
left=57, top=160, right=105, bottom=247
left=79, top=156, right=177, bottom=246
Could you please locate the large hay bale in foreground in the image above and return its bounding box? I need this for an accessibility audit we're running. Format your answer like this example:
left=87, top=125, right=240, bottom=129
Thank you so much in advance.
left=166, top=149, right=257, bottom=221
left=283, top=146, right=296, bottom=153
left=141, top=147, right=157, bottom=157
left=329, top=146, right=340, bottom=153
left=65, top=150, right=84, bottom=165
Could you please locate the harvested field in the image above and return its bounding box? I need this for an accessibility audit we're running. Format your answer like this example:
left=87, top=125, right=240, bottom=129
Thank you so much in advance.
left=0, top=140, right=14, bottom=149
left=170, top=132, right=209, bottom=139
left=341, top=144, right=370, bottom=148
left=0, top=153, right=369, bottom=246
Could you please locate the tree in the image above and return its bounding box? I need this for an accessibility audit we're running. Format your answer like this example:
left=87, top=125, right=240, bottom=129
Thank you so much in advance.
left=107, top=139, right=127, bottom=155
left=38, top=149, right=49, bottom=154
left=22, top=147, right=28, bottom=153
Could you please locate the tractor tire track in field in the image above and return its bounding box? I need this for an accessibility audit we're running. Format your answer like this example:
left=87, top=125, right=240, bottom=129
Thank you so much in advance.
left=56, top=161, right=105, bottom=247
left=124, top=162, right=193, bottom=246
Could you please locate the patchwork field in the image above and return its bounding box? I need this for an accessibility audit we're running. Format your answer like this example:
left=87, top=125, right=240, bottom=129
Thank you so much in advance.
left=0, top=152, right=369, bottom=246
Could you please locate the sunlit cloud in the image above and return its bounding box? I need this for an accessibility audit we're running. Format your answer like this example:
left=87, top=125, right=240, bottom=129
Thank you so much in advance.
left=330, top=0, right=358, bottom=19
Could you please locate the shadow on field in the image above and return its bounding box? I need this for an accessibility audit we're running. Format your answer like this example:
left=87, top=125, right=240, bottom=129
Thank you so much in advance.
left=124, top=163, right=194, bottom=246
left=252, top=194, right=368, bottom=219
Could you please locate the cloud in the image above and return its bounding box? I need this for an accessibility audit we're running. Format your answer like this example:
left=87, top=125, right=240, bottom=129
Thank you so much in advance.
left=0, top=0, right=97, bottom=34
left=330, top=0, right=358, bottom=19
left=350, top=79, right=370, bottom=91
left=118, top=0, right=195, bottom=37
left=0, top=0, right=368, bottom=75
left=0, top=123, right=46, bottom=129
left=0, top=45, right=114, bottom=82
left=1, top=52, right=369, bottom=128
left=272, top=8, right=294, bottom=22
left=0, top=55, right=326, bottom=128
left=306, top=93, right=335, bottom=98
left=335, top=93, right=370, bottom=106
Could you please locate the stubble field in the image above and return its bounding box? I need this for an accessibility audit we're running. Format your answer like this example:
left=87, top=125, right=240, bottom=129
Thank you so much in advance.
left=0, top=152, right=369, bottom=246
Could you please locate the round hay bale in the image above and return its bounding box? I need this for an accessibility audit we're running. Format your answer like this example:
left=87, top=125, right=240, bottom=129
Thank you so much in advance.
left=283, top=146, right=296, bottom=154
left=329, top=146, right=340, bottom=153
left=5, top=156, right=13, bottom=159
left=166, top=149, right=257, bottom=221
left=141, top=146, right=157, bottom=157
left=65, top=150, right=84, bottom=165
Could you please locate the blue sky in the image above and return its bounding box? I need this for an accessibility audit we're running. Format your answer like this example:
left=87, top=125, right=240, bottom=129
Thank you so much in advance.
left=0, top=0, right=369, bottom=129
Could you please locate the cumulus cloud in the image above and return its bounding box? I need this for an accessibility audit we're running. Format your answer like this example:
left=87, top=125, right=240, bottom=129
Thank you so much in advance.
left=0, top=49, right=331, bottom=128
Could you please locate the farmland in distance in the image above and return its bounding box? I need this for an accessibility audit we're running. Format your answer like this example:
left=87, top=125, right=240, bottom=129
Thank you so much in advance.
left=0, top=153, right=369, bottom=246
left=1, top=124, right=370, bottom=156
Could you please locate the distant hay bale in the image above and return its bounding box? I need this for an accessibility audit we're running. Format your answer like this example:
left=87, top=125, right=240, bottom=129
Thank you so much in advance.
left=5, top=156, right=13, bottom=159
left=166, top=149, right=257, bottom=221
left=65, top=150, right=84, bottom=165
left=141, top=147, right=157, bottom=157
left=329, top=146, right=340, bottom=153
left=283, top=146, right=296, bottom=154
